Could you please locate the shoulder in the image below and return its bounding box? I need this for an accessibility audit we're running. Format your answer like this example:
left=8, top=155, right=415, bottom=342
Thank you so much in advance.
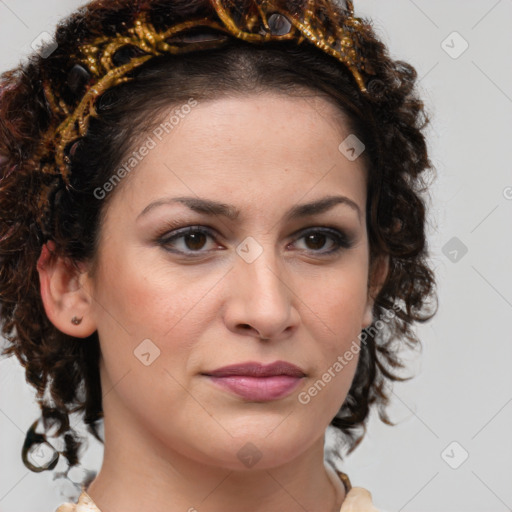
left=340, top=486, right=381, bottom=512
left=334, top=469, right=381, bottom=512
left=55, top=505, right=75, bottom=512
left=55, top=490, right=100, bottom=512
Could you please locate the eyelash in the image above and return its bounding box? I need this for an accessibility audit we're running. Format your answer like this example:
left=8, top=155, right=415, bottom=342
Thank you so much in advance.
left=156, top=223, right=353, bottom=258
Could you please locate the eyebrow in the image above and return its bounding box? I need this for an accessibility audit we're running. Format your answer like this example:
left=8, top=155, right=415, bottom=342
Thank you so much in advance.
left=137, top=195, right=362, bottom=222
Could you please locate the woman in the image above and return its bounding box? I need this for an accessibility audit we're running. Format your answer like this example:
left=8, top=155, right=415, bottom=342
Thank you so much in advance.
left=0, top=0, right=435, bottom=510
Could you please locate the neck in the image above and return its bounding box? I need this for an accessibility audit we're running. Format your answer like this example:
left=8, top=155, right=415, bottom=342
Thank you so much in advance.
left=86, top=388, right=347, bottom=512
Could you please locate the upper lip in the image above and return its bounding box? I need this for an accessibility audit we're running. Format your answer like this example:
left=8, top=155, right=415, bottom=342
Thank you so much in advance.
left=203, top=360, right=306, bottom=378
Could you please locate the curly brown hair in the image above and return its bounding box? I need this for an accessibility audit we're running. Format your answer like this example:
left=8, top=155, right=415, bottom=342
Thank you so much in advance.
left=0, top=0, right=436, bottom=477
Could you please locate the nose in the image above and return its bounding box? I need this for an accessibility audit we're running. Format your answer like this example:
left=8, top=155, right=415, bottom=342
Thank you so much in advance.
left=223, top=244, right=300, bottom=342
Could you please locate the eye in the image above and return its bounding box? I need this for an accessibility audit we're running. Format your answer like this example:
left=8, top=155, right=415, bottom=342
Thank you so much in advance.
left=291, top=227, right=352, bottom=255
left=156, top=224, right=353, bottom=258
left=158, top=226, right=218, bottom=255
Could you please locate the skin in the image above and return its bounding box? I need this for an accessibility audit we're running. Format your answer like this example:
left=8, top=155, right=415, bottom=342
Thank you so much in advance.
left=38, top=92, right=387, bottom=512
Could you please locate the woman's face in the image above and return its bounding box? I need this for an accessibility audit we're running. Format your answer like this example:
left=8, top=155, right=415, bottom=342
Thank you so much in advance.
left=82, top=92, right=377, bottom=470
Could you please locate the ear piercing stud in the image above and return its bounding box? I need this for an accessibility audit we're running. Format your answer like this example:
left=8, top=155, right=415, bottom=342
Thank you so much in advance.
left=71, top=316, right=83, bottom=325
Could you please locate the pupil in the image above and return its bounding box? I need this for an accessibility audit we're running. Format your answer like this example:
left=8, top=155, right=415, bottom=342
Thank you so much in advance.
left=185, top=232, right=206, bottom=250
left=306, top=233, right=326, bottom=250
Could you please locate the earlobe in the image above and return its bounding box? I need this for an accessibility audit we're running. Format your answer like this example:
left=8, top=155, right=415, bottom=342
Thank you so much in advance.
left=361, top=301, right=374, bottom=330
left=37, top=241, right=96, bottom=338
left=362, top=254, right=390, bottom=329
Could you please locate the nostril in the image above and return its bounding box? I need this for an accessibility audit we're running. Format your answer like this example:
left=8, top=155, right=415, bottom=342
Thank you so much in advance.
left=238, top=324, right=268, bottom=338
left=239, top=324, right=252, bottom=332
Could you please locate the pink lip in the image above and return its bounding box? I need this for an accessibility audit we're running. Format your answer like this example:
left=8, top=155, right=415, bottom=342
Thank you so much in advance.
left=206, top=375, right=303, bottom=401
left=204, top=360, right=306, bottom=378
left=202, top=361, right=306, bottom=401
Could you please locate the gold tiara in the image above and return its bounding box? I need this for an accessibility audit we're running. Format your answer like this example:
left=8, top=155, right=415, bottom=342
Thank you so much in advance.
left=38, top=0, right=371, bottom=194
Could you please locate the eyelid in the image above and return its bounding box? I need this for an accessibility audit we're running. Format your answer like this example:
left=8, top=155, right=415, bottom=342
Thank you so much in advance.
left=156, top=225, right=220, bottom=253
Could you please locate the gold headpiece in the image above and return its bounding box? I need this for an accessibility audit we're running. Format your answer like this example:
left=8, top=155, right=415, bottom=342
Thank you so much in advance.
left=38, top=0, right=371, bottom=193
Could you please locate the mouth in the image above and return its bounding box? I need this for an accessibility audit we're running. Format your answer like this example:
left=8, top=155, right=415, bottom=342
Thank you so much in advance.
left=204, top=375, right=304, bottom=401
left=203, top=360, right=306, bottom=378
left=202, top=360, right=306, bottom=401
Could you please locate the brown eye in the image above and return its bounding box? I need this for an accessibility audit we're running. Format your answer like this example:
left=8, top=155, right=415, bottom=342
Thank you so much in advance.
left=158, top=226, right=218, bottom=256
left=293, top=227, right=352, bottom=255
left=304, top=232, right=328, bottom=251
left=182, top=231, right=208, bottom=251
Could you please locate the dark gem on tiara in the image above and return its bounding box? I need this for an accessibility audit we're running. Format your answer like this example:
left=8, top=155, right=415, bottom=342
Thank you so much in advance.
left=169, top=29, right=228, bottom=45
left=63, top=139, right=80, bottom=164
left=96, top=88, right=123, bottom=113
left=68, top=141, right=80, bottom=158
left=67, top=64, right=91, bottom=95
left=267, top=13, right=292, bottom=36
left=112, top=45, right=145, bottom=67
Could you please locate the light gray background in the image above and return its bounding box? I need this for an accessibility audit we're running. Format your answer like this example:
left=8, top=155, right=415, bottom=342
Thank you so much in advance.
left=1, top=1, right=511, bottom=511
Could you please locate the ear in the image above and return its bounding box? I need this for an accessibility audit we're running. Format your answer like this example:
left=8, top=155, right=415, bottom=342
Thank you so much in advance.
left=362, top=254, right=390, bottom=329
left=37, top=240, right=97, bottom=338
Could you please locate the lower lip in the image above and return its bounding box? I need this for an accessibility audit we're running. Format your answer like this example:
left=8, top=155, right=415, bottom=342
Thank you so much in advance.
left=205, top=375, right=303, bottom=401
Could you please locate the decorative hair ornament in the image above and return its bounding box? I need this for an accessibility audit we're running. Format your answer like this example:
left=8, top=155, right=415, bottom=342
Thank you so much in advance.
left=36, top=0, right=373, bottom=203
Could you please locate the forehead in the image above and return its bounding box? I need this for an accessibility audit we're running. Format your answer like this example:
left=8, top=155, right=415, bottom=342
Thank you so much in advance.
left=105, top=92, right=367, bottom=223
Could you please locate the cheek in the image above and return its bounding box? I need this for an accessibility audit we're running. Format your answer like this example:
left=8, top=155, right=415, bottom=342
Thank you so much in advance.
left=315, top=287, right=365, bottom=376
left=303, top=262, right=369, bottom=334
left=297, top=261, right=369, bottom=404
left=90, top=248, right=223, bottom=390
left=91, top=247, right=201, bottom=338
left=298, top=276, right=367, bottom=412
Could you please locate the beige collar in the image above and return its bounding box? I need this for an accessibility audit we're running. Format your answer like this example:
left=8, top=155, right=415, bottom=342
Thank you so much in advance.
left=55, top=471, right=379, bottom=512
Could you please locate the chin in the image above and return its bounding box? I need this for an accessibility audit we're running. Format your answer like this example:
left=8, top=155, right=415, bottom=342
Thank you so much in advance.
left=184, top=428, right=319, bottom=472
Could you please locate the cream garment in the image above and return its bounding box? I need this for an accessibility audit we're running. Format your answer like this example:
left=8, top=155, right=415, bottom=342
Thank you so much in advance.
left=55, top=471, right=379, bottom=512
